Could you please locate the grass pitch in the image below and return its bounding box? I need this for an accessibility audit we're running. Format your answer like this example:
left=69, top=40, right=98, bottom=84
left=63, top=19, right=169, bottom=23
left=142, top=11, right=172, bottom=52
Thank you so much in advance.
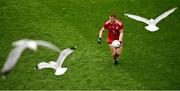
left=0, top=0, right=180, bottom=90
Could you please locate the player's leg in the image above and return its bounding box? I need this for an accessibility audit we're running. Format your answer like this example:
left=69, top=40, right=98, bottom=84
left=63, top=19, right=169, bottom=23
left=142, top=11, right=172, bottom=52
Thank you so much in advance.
left=109, top=44, right=118, bottom=64
left=115, top=45, right=123, bottom=62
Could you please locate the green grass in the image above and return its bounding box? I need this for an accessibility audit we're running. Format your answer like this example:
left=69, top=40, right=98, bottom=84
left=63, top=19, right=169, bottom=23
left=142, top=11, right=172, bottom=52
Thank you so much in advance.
left=0, top=0, right=180, bottom=90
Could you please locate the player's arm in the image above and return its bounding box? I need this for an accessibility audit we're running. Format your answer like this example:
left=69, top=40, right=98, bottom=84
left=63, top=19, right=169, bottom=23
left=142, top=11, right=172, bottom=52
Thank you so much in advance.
left=119, top=29, right=123, bottom=45
left=98, top=27, right=106, bottom=44
left=117, top=19, right=124, bottom=45
left=99, top=27, right=106, bottom=38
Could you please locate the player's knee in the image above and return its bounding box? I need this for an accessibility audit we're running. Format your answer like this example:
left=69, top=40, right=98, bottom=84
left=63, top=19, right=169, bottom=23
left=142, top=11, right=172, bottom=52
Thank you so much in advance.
left=116, top=48, right=122, bottom=56
left=116, top=51, right=121, bottom=56
left=112, top=52, right=116, bottom=56
left=111, top=51, right=116, bottom=56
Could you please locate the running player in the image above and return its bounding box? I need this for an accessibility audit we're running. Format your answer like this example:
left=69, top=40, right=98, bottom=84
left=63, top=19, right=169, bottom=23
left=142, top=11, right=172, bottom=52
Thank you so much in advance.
left=98, top=15, right=124, bottom=64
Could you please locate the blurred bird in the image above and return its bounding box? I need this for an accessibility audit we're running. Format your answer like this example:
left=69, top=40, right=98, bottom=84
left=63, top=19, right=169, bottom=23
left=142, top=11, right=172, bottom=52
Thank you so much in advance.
left=124, top=7, right=177, bottom=32
left=37, top=47, right=76, bottom=76
left=1, top=39, right=60, bottom=76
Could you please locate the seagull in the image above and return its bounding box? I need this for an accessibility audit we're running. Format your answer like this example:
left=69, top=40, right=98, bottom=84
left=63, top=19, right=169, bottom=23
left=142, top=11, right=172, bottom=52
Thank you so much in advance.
left=124, top=7, right=177, bottom=32
left=37, top=47, right=76, bottom=76
left=1, top=39, right=60, bottom=76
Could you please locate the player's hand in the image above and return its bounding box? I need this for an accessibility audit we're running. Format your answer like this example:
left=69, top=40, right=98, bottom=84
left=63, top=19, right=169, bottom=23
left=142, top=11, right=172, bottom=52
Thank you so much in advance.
left=119, top=41, right=123, bottom=46
left=98, top=38, right=102, bottom=44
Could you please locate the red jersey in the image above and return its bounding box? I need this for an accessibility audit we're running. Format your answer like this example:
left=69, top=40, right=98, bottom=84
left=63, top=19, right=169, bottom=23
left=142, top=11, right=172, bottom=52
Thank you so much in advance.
left=104, top=21, right=124, bottom=44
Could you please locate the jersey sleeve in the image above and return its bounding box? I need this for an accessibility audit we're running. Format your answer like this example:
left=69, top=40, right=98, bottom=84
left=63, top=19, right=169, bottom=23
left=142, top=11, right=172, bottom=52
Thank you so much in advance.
left=120, top=23, right=124, bottom=30
left=103, top=22, right=108, bottom=29
left=118, top=22, right=124, bottom=30
left=116, top=20, right=124, bottom=30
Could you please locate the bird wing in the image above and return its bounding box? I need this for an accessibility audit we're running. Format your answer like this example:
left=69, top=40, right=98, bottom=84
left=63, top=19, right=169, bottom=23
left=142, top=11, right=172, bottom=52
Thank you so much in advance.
left=124, top=14, right=150, bottom=24
left=12, top=39, right=28, bottom=46
left=154, top=7, right=177, bottom=24
left=35, top=40, right=60, bottom=53
left=56, top=47, right=76, bottom=67
left=37, top=62, right=56, bottom=70
left=1, top=46, right=26, bottom=75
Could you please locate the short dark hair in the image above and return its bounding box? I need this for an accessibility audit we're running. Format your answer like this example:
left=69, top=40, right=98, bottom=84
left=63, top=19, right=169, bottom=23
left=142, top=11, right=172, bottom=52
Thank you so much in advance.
left=110, top=14, right=117, bottom=18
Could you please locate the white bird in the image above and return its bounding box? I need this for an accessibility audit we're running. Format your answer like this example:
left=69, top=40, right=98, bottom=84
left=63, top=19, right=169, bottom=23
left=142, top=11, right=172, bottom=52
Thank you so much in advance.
left=37, top=47, right=76, bottom=76
left=1, top=39, right=60, bottom=75
left=124, top=7, right=177, bottom=32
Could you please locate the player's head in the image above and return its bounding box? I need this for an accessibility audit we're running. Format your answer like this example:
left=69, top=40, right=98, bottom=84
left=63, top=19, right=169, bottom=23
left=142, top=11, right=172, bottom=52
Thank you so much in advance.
left=109, top=14, right=117, bottom=23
